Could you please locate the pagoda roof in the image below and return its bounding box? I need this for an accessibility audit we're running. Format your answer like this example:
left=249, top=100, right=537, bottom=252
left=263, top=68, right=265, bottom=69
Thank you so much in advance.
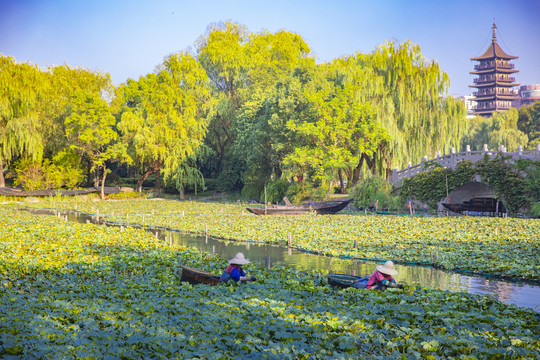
left=471, top=23, right=518, bottom=61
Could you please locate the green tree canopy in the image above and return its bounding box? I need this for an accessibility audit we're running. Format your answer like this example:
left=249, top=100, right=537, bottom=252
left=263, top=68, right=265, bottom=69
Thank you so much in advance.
left=118, top=51, right=212, bottom=192
left=518, top=102, right=540, bottom=149
left=65, top=90, right=128, bottom=199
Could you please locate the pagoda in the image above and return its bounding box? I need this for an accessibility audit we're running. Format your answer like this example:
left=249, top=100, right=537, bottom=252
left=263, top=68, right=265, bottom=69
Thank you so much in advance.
left=469, top=23, right=519, bottom=117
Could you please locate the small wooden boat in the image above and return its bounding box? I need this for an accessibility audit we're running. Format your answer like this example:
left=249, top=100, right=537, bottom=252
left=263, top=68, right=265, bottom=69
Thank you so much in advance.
left=442, top=197, right=506, bottom=215
left=246, top=198, right=353, bottom=216
left=179, top=265, right=221, bottom=285
left=327, top=273, right=368, bottom=288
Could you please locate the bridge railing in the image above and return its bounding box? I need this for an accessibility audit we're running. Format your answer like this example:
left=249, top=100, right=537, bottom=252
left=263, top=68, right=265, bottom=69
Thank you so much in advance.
left=390, top=144, right=540, bottom=187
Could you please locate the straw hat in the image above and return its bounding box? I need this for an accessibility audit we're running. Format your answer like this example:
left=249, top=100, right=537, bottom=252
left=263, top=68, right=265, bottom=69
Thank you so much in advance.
left=228, top=252, right=251, bottom=265
left=377, top=261, right=398, bottom=276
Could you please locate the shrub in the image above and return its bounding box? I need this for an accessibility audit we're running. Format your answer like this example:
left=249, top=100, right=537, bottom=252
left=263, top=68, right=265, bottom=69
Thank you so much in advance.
left=107, top=192, right=147, bottom=200
left=241, top=182, right=263, bottom=201
left=350, top=174, right=403, bottom=210
left=260, top=179, right=290, bottom=204
left=13, top=155, right=83, bottom=191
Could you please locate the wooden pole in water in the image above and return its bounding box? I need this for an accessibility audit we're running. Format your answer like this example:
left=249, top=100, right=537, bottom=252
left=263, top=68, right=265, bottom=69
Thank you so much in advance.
left=430, top=249, right=433, bottom=263
left=287, top=233, right=292, bottom=247
left=353, top=239, right=357, bottom=249
left=264, top=186, right=267, bottom=215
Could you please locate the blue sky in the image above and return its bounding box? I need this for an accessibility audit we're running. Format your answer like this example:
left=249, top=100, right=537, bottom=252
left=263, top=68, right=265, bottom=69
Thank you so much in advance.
left=1, top=0, right=539, bottom=97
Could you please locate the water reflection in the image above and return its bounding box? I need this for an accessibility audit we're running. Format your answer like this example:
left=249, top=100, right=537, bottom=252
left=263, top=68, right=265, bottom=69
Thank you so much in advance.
left=26, top=209, right=540, bottom=311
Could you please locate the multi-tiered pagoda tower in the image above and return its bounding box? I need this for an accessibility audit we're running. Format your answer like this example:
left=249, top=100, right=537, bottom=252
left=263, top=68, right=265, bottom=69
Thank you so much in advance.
left=469, top=23, right=519, bottom=117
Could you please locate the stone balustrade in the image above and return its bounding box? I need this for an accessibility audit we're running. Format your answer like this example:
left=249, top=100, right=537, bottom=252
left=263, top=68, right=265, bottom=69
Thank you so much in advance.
left=390, top=144, right=540, bottom=187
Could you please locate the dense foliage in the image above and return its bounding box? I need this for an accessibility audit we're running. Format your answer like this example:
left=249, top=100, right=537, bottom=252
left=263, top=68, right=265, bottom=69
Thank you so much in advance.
left=518, top=101, right=540, bottom=149
left=21, top=199, right=540, bottom=281
left=349, top=173, right=403, bottom=210
left=461, top=109, right=529, bottom=153
left=1, top=21, right=473, bottom=199
left=1, top=207, right=539, bottom=359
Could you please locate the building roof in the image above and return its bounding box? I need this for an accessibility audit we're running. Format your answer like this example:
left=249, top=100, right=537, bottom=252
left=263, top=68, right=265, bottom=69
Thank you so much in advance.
left=471, top=23, right=518, bottom=61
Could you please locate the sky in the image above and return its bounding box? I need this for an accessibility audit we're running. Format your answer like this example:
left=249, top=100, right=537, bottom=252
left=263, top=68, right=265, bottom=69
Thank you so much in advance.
left=1, top=0, right=539, bottom=97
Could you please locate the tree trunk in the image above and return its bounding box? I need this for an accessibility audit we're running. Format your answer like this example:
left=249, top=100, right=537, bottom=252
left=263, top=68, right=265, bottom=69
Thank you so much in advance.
left=0, top=159, right=5, bottom=187
left=136, top=169, right=154, bottom=193
left=352, top=157, right=365, bottom=186
left=338, top=169, right=346, bottom=194
left=100, top=165, right=107, bottom=201
left=179, top=187, right=185, bottom=201
left=154, top=171, right=161, bottom=194
left=361, top=153, right=376, bottom=175
left=274, top=165, right=282, bottom=179
left=324, top=179, right=334, bottom=200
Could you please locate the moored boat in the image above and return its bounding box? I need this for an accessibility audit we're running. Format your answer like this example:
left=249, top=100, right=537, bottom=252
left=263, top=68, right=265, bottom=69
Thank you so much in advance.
left=179, top=265, right=221, bottom=285
left=442, top=197, right=506, bottom=215
left=246, top=198, right=353, bottom=216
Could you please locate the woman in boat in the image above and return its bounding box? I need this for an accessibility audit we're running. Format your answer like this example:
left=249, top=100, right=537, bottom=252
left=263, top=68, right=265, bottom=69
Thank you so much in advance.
left=221, top=252, right=257, bottom=283
left=360, top=261, right=403, bottom=290
left=367, top=261, right=403, bottom=290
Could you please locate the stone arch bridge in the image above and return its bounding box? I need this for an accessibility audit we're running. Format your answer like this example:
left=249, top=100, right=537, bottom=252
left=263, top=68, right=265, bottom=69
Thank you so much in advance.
left=390, top=144, right=540, bottom=187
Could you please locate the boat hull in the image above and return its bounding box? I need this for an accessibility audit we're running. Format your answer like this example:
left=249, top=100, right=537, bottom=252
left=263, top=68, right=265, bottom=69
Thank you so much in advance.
left=179, top=265, right=221, bottom=285
left=327, top=273, right=367, bottom=288
left=246, top=198, right=353, bottom=216
left=442, top=197, right=506, bottom=215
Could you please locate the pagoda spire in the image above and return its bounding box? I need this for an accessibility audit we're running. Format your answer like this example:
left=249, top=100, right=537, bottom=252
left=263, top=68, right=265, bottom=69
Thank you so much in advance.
left=469, top=23, right=519, bottom=117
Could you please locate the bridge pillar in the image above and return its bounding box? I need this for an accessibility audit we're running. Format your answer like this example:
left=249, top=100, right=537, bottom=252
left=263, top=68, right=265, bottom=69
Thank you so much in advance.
left=450, top=147, right=456, bottom=169
left=536, top=144, right=540, bottom=160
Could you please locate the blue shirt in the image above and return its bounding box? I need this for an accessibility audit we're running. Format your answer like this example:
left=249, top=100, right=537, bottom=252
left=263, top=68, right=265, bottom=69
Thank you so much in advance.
left=221, top=265, right=246, bottom=282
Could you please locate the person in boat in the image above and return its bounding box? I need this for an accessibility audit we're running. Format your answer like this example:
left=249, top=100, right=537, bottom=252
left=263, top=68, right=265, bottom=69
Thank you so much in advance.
left=221, top=252, right=256, bottom=283
left=366, top=261, right=403, bottom=290
left=354, top=261, right=403, bottom=290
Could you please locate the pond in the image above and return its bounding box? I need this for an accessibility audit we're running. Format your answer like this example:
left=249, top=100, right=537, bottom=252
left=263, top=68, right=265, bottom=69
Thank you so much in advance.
left=33, top=209, right=540, bottom=312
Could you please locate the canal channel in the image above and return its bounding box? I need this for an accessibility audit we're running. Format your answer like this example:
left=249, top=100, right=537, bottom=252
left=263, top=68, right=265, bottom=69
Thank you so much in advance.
left=29, top=208, right=540, bottom=312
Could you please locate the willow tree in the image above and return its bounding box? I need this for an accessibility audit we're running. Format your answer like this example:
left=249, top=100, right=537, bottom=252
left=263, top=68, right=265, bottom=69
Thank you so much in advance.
left=118, top=51, right=212, bottom=193
left=461, top=108, right=528, bottom=151
left=337, top=41, right=468, bottom=177
left=0, top=55, right=45, bottom=187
